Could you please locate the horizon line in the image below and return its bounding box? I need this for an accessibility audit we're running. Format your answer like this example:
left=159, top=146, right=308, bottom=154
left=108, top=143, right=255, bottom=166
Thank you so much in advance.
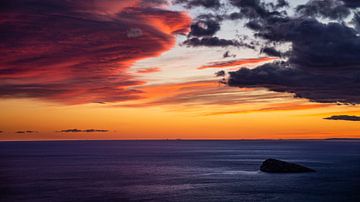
left=0, top=137, right=359, bottom=142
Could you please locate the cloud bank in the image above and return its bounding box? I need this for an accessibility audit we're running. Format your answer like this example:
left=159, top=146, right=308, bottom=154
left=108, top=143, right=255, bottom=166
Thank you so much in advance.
left=0, top=0, right=191, bottom=104
left=179, top=0, right=360, bottom=104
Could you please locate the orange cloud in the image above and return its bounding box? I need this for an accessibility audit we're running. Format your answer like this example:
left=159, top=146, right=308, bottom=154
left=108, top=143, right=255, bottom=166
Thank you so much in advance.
left=116, top=80, right=293, bottom=108
left=140, top=80, right=219, bottom=99
left=198, top=57, right=277, bottom=70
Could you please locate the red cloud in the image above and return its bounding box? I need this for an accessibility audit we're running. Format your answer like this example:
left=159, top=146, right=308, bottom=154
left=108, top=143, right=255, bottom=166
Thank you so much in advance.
left=0, top=0, right=191, bottom=104
left=198, top=57, right=277, bottom=70
left=136, top=67, right=161, bottom=74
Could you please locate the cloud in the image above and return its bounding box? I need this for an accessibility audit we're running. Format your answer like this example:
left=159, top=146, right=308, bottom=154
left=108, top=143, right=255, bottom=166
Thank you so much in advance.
left=117, top=80, right=295, bottom=107
left=324, top=115, right=360, bottom=121
left=176, top=0, right=359, bottom=105
left=136, top=67, right=161, bottom=74
left=229, top=0, right=288, bottom=19
left=183, top=37, right=241, bottom=47
left=228, top=62, right=360, bottom=104
left=58, top=129, right=109, bottom=133
left=16, top=130, right=38, bottom=134
left=227, top=17, right=360, bottom=104
left=210, top=0, right=360, bottom=104
left=341, top=0, right=360, bottom=8
left=261, top=47, right=283, bottom=57
left=215, top=70, right=226, bottom=77
left=189, top=19, right=220, bottom=37
left=296, top=0, right=351, bottom=20
left=0, top=0, right=191, bottom=104
left=198, top=57, right=277, bottom=70
left=174, top=0, right=221, bottom=9
left=223, top=51, right=236, bottom=58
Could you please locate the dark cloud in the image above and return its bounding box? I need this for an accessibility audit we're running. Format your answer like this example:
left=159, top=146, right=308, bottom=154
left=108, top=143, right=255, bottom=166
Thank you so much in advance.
left=261, top=47, right=282, bottom=57
left=174, top=0, right=221, bottom=9
left=176, top=0, right=360, bottom=105
left=223, top=51, right=236, bottom=58
left=245, top=20, right=263, bottom=30
left=58, top=129, right=109, bottom=133
left=353, top=12, right=360, bottom=31
left=16, top=130, right=38, bottom=134
left=324, top=115, right=360, bottom=121
left=230, top=0, right=269, bottom=18
left=296, top=0, right=351, bottom=20
left=0, top=0, right=191, bottom=104
left=342, top=0, right=360, bottom=8
left=183, top=37, right=240, bottom=47
left=228, top=62, right=360, bottom=104
left=227, top=17, right=360, bottom=104
left=274, top=0, right=289, bottom=9
left=189, top=20, right=220, bottom=37
left=200, top=0, right=360, bottom=104
left=229, top=0, right=287, bottom=19
left=215, top=70, right=226, bottom=77
left=83, top=129, right=109, bottom=133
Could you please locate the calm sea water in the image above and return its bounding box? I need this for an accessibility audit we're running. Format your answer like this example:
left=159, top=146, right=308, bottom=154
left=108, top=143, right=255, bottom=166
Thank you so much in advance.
left=0, top=140, right=359, bottom=202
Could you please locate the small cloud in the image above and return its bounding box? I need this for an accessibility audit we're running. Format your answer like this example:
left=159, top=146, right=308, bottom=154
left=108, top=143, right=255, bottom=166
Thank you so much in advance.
left=58, top=129, right=82, bottom=133
left=215, top=70, right=225, bottom=77
left=324, top=115, right=360, bottom=121
left=16, top=130, right=38, bottom=134
left=83, top=129, right=109, bottom=133
left=58, top=129, right=109, bottom=133
left=223, top=51, right=236, bottom=58
left=136, top=67, right=161, bottom=74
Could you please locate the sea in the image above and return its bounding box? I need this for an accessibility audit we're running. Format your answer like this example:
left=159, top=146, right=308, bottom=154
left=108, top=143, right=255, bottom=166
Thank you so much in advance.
left=0, top=140, right=359, bottom=202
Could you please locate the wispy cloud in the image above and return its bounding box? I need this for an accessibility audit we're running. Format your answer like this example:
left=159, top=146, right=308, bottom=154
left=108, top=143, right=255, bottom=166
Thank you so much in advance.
left=198, top=57, right=277, bottom=70
left=136, top=67, right=161, bottom=74
left=58, top=129, right=109, bottom=133
left=116, top=80, right=297, bottom=108
left=16, top=130, right=38, bottom=134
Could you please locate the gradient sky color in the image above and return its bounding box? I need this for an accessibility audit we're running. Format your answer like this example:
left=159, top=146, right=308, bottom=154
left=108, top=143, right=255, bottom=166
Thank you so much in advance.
left=0, top=0, right=359, bottom=140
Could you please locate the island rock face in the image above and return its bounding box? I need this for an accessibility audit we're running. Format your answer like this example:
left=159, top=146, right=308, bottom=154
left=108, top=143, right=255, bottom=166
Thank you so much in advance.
left=260, top=158, right=316, bottom=173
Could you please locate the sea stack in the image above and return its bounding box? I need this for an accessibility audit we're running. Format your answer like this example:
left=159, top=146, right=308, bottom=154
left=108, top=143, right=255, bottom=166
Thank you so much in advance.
left=260, top=158, right=316, bottom=173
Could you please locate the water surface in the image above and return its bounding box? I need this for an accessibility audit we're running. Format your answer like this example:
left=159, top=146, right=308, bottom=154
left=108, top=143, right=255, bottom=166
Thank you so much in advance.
left=0, top=140, right=359, bottom=201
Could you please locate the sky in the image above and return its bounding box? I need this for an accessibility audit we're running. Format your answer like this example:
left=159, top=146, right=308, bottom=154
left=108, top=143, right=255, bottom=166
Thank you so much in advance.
left=0, top=0, right=359, bottom=140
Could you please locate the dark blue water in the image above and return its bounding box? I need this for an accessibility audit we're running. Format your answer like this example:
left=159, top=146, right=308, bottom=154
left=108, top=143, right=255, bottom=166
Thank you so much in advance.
left=0, top=140, right=359, bottom=202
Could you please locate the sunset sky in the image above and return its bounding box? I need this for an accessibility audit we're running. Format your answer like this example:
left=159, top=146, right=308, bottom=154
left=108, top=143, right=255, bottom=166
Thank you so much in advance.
left=0, top=0, right=359, bottom=140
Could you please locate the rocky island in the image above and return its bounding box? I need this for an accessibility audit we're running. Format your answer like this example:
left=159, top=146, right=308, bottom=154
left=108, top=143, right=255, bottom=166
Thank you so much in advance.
left=260, top=158, right=316, bottom=173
